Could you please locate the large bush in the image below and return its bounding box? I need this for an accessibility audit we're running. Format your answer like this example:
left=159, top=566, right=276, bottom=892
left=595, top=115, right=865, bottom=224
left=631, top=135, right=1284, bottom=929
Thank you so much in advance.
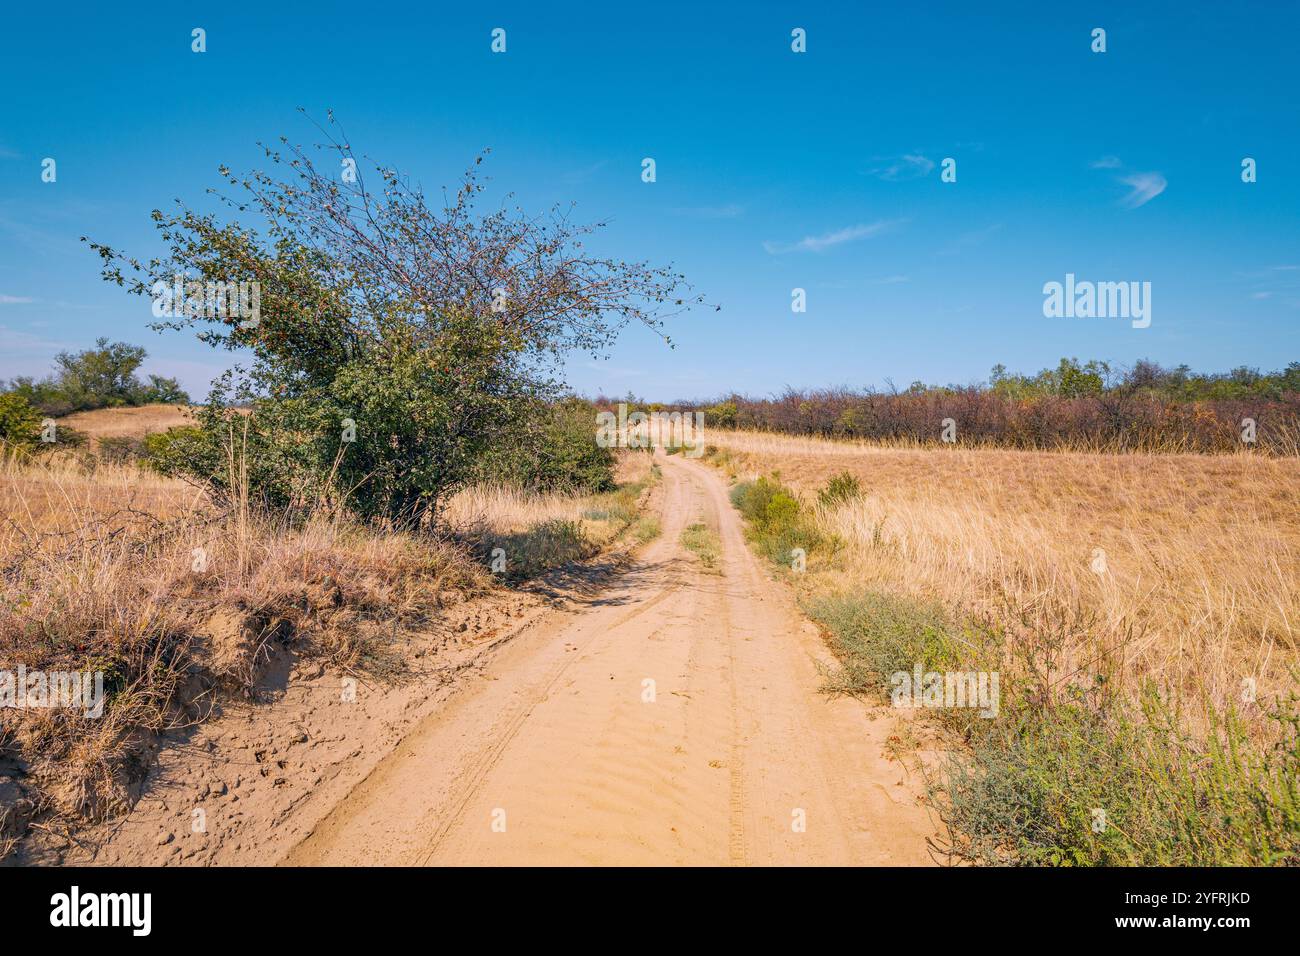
left=0, top=392, right=42, bottom=452
left=476, top=397, right=616, bottom=494
left=87, top=117, right=701, bottom=522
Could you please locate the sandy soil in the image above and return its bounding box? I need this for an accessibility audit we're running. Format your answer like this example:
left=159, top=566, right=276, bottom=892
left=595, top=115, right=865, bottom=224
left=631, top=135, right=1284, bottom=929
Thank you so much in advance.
left=46, top=453, right=938, bottom=866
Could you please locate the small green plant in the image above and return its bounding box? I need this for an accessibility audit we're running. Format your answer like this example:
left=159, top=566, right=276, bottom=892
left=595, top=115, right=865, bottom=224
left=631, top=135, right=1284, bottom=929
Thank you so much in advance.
left=631, top=515, right=661, bottom=544
left=730, top=476, right=822, bottom=566
left=818, top=471, right=862, bottom=507
left=680, top=522, right=721, bottom=571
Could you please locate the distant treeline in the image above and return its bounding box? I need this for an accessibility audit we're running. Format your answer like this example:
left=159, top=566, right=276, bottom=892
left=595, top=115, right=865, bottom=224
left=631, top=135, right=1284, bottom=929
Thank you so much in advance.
left=4, top=337, right=189, bottom=417
left=601, top=358, right=1300, bottom=454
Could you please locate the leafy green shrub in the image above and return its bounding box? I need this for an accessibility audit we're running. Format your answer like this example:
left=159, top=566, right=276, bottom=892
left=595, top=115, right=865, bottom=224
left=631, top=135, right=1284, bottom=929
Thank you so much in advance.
left=141, top=425, right=207, bottom=475
left=476, top=397, right=615, bottom=494
left=728, top=480, right=754, bottom=510
left=705, top=399, right=738, bottom=430
left=730, top=476, right=822, bottom=566
left=0, top=393, right=42, bottom=452
left=139, top=375, right=189, bottom=405
left=818, top=471, right=862, bottom=507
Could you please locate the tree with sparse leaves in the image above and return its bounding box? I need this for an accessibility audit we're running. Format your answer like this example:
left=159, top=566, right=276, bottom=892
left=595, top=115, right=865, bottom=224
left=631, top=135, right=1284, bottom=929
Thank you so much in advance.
left=87, top=112, right=704, bottom=523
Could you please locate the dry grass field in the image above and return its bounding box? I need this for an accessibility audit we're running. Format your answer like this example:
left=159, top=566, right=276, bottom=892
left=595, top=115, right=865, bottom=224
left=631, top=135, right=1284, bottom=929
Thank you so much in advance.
left=708, top=429, right=1300, bottom=864
left=2, top=406, right=1292, bottom=865
left=56, top=405, right=195, bottom=444
left=710, top=429, right=1299, bottom=712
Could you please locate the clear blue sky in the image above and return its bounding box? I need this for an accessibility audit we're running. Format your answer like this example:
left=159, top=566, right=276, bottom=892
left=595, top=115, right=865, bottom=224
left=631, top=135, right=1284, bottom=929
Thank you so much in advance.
left=1, top=1, right=1296, bottom=402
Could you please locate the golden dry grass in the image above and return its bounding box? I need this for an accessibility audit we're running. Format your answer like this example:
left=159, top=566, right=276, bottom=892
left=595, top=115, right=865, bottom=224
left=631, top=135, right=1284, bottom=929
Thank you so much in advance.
left=442, top=452, right=655, bottom=546
left=0, top=452, right=486, bottom=831
left=0, top=438, right=654, bottom=842
left=0, top=454, right=201, bottom=546
left=708, top=430, right=1300, bottom=723
left=57, top=404, right=195, bottom=443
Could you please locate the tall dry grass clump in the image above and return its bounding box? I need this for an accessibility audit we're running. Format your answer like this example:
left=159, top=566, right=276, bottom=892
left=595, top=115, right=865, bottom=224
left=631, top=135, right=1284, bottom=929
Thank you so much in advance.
left=0, top=444, right=658, bottom=853
left=0, top=449, right=487, bottom=845
left=442, top=452, right=660, bottom=580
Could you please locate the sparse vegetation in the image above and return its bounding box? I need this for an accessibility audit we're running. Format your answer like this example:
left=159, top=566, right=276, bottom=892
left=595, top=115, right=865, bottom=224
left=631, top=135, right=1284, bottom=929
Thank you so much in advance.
left=0, top=442, right=658, bottom=855
left=715, top=430, right=1300, bottom=865
left=680, top=522, right=721, bottom=571
left=445, top=453, right=658, bottom=583
left=729, top=476, right=824, bottom=567
left=3, top=119, right=693, bottom=857
left=0, top=452, right=487, bottom=841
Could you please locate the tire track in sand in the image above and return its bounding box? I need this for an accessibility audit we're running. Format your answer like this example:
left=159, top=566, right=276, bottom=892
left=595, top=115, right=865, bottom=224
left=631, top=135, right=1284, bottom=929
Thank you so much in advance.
left=283, top=453, right=936, bottom=866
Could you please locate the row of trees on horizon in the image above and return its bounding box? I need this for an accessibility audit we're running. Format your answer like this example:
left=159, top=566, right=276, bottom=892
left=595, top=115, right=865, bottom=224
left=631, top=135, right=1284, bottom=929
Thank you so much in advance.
left=600, top=357, right=1300, bottom=453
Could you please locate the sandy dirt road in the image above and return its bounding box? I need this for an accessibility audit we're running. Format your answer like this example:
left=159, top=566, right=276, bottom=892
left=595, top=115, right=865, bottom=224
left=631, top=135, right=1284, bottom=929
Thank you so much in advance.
left=285, top=453, right=937, bottom=866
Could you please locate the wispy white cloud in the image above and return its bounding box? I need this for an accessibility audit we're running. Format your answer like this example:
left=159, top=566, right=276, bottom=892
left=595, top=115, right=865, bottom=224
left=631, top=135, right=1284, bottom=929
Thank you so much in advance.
left=1239, top=264, right=1300, bottom=304
left=1119, top=172, right=1167, bottom=208
left=763, top=219, right=901, bottom=255
left=0, top=294, right=34, bottom=304
left=0, top=325, right=66, bottom=353
left=1087, top=158, right=1168, bottom=208
left=866, top=154, right=934, bottom=182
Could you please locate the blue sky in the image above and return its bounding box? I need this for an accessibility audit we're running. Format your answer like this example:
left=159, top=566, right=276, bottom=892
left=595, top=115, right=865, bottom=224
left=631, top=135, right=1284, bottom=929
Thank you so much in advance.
left=1, top=1, right=1297, bottom=402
